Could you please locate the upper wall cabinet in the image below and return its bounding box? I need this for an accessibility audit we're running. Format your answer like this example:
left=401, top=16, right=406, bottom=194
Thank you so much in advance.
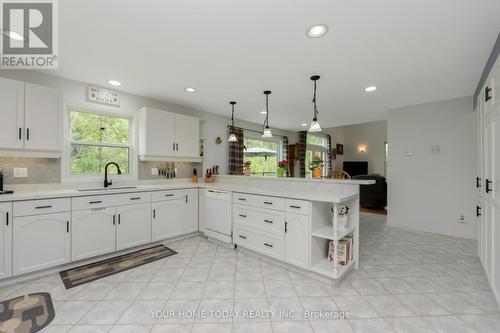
left=138, top=107, right=200, bottom=162
left=0, top=78, right=62, bottom=157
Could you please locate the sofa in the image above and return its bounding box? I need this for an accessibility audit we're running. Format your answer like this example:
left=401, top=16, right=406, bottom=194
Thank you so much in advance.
left=352, top=174, right=387, bottom=209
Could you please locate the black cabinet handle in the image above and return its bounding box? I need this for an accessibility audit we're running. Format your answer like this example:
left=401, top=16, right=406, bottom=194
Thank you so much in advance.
left=113, top=215, right=116, bottom=225
left=238, top=214, right=247, bottom=218
left=486, top=179, right=492, bottom=193
left=89, top=200, right=102, bottom=204
left=173, top=142, right=175, bottom=151
left=239, top=235, right=247, bottom=239
left=263, top=201, right=273, bottom=205
left=130, top=197, right=141, bottom=200
left=485, top=86, right=492, bottom=102
left=285, top=221, right=288, bottom=233
left=66, top=221, right=69, bottom=233
left=165, top=194, right=174, bottom=197
left=476, top=205, right=482, bottom=218
left=238, top=198, right=246, bottom=201
left=18, top=127, right=22, bottom=140
left=26, top=128, right=30, bottom=140
left=264, top=243, right=273, bottom=248
left=118, top=214, right=121, bottom=224
left=476, top=177, right=482, bottom=188
left=264, top=219, right=273, bottom=224
left=290, top=205, right=301, bottom=209
left=176, top=143, right=179, bottom=151
left=6, top=212, right=8, bottom=226
left=35, top=205, right=52, bottom=209
left=185, top=195, right=188, bottom=203
left=153, top=209, right=156, bottom=219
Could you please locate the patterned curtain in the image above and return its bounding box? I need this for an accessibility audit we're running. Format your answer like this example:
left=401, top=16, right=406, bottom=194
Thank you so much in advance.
left=228, top=126, right=244, bottom=175
left=298, top=131, right=307, bottom=177
left=326, top=134, right=332, bottom=175
left=282, top=136, right=289, bottom=177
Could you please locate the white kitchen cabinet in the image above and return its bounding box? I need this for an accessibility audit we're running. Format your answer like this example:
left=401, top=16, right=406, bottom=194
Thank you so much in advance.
left=183, top=189, right=199, bottom=234
left=72, top=207, right=116, bottom=261
left=138, top=107, right=200, bottom=161
left=152, top=198, right=184, bottom=241
left=116, top=203, right=151, bottom=251
left=0, top=203, right=12, bottom=279
left=0, top=77, right=24, bottom=150
left=24, top=83, right=61, bottom=152
left=285, top=212, right=310, bottom=269
left=13, top=212, right=71, bottom=275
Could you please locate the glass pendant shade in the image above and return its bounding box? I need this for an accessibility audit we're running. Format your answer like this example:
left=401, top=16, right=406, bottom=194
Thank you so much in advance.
left=262, top=126, right=273, bottom=138
left=228, top=132, right=237, bottom=142
left=309, top=118, right=322, bottom=132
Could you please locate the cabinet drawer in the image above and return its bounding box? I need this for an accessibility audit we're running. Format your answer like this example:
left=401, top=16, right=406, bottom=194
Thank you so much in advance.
left=151, top=189, right=184, bottom=202
left=233, top=225, right=285, bottom=261
left=72, top=194, right=121, bottom=211
left=115, top=192, right=151, bottom=206
left=14, top=198, right=70, bottom=217
left=232, top=192, right=285, bottom=211
left=285, top=199, right=310, bottom=215
left=233, top=204, right=284, bottom=234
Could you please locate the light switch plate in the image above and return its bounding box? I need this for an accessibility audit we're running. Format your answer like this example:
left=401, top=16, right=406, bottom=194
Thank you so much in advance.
left=13, top=168, right=28, bottom=178
left=151, top=168, right=159, bottom=176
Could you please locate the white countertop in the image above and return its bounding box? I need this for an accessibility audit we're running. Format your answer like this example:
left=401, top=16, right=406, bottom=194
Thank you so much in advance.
left=0, top=176, right=373, bottom=203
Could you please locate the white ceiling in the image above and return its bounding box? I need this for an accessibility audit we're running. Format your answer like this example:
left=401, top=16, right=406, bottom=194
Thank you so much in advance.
left=53, top=0, right=500, bottom=130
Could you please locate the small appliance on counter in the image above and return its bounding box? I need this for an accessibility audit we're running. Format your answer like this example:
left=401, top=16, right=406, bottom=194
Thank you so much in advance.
left=0, top=170, right=13, bottom=195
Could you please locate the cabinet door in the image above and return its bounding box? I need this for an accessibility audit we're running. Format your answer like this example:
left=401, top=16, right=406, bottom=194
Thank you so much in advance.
left=139, top=108, right=176, bottom=157
left=0, top=77, right=24, bottom=150
left=0, top=203, right=12, bottom=279
left=24, top=83, right=61, bottom=151
left=285, top=212, right=310, bottom=269
left=183, top=189, right=198, bottom=234
left=152, top=199, right=184, bottom=241
left=72, top=207, right=116, bottom=261
left=13, top=212, right=70, bottom=275
left=116, top=203, right=151, bottom=251
left=491, top=108, right=500, bottom=299
left=175, top=114, right=199, bottom=157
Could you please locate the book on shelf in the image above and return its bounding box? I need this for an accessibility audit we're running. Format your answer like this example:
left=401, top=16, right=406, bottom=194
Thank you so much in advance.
left=327, top=235, right=353, bottom=266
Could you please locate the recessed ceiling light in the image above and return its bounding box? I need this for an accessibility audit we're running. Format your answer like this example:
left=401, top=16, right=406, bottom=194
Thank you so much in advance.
left=2, top=30, right=25, bottom=41
left=108, top=80, right=121, bottom=87
left=301, top=123, right=308, bottom=127
left=260, top=110, right=267, bottom=114
left=185, top=87, right=196, bottom=93
left=365, top=86, right=377, bottom=92
left=307, top=25, right=327, bottom=38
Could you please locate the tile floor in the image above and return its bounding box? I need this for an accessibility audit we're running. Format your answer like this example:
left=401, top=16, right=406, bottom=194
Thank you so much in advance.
left=1, top=213, right=498, bottom=333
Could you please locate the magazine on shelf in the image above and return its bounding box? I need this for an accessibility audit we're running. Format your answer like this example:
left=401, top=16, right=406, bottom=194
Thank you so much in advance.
left=327, top=235, right=353, bottom=266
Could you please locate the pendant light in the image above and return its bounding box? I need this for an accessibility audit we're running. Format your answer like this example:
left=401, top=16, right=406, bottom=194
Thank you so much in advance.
left=308, top=75, right=322, bottom=132
left=262, top=90, right=273, bottom=138
left=228, top=101, right=238, bottom=142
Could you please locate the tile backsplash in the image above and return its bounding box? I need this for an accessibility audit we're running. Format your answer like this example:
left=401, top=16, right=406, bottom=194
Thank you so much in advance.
left=0, top=157, right=61, bottom=185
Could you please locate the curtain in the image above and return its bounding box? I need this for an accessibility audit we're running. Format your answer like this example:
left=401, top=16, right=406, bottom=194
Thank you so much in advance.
left=282, top=136, right=289, bottom=177
left=228, top=126, right=244, bottom=175
left=298, top=131, right=307, bottom=177
left=326, top=134, right=332, bottom=175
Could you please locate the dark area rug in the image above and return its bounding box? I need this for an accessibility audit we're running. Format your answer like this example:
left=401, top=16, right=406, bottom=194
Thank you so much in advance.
left=0, top=292, right=55, bottom=333
left=59, top=244, right=177, bottom=289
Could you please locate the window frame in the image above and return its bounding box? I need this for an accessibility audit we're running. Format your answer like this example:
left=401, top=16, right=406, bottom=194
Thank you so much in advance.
left=62, top=106, right=137, bottom=183
left=306, top=133, right=328, bottom=176
left=243, top=132, right=283, bottom=177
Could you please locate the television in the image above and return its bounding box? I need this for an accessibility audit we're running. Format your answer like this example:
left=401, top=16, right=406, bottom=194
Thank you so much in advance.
left=343, top=161, right=368, bottom=177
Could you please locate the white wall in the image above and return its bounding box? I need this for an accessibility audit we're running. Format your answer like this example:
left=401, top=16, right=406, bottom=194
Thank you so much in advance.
left=0, top=70, right=296, bottom=178
left=324, top=120, right=387, bottom=175
left=387, top=96, right=477, bottom=239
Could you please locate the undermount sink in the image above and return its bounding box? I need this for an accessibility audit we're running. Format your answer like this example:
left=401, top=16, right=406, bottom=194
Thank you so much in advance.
left=77, top=186, right=138, bottom=192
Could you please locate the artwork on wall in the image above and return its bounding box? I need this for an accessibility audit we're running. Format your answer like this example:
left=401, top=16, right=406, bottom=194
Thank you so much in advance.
left=336, top=144, right=344, bottom=155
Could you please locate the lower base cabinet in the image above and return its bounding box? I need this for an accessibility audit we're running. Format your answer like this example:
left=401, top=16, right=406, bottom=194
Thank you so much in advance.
left=72, top=207, right=116, bottom=261
left=13, top=212, right=71, bottom=275
left=152, top=198, right=184, bottom=241
left=183, top=189, right=199, bottom=234
left=0, top=203, right=12, bottom=279
left=116, top=203, right=152, bottom=251
left=285, top=212, right=310, bottom=269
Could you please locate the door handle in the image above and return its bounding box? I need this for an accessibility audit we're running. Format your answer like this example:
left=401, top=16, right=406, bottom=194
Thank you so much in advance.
left=66, top=221, right=69, bottom=233
left=113, top=215, right=116, bottom=225
left=476, top=205, right=482, bottom=218
left=486, top=179, right=492, bottom=193
left=26, top=128, right=30, bottom=140
left=18, top=127, right=22, bottom=140
left=264, top=242, right=273, bottom=248
left=118, top=214, right=121, bottom=224
left=176, top=143, right=179, bottom=151
left=285, top=221, right=288, bottom=233
left=476, top=177, right=482, bottom=188
left=173, top=142, right=175, bottom=151
left=185, top=194, right=188, bottom=203
left=6, top=212, right=8, bottom=226
left=485, top=86, right=492, bottom=102
left=263, top=219, right=273, bottom=224
left=153, top=209, right=156, bottom=219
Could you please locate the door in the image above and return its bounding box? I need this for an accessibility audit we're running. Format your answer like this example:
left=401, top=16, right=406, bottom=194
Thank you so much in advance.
left=491, top=106, right=500, bottom=299
left=285, top=212, right=309, bottom=269
left=183, top=189, right=199, bottom=234
left=0, top=77, right=24, bottom=150
left=0, top=203, right=12, bottom=279
left=116, top=203, right=151, bottom=250
left=175, top=114, right=199, bottom=157
left=13, top=212, right=71, bottom=275
left=24, top=83, right=61, bottom=151
left=152, top=198, right=184, bottom=241
left=72, top=207, right=116, bottom=261
left=139, top=108, right=176, bottom=157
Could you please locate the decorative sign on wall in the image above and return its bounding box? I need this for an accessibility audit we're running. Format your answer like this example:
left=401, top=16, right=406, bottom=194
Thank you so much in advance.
left=87, top=86, right=120, bottom=106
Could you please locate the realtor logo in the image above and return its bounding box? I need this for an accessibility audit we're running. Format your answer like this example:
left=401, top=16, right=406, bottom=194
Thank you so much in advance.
left=1, top=0, right=58, bottom=68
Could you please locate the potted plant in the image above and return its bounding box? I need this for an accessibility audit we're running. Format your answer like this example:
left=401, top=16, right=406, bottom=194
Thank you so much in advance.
left=243, top=161, right=252, bottom=176
left=277, top=160, right=288, bottom=177
left=310, top=155, right=324, bottom=178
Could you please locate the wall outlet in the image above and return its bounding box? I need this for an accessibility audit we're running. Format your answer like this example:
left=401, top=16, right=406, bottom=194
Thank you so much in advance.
left=457, top=213, right=467, bottom=224
left=151, top=167, right=159, bottom=176
left=13, top=168, right=28, bottom=178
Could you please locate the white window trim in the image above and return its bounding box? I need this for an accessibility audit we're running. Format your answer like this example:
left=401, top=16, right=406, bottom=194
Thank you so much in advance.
left=61, top=106, right=138, bottom=183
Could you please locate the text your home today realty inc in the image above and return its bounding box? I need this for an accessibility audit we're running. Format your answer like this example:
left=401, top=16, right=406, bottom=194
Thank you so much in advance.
left=152, top=309, right=351, bottom=320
